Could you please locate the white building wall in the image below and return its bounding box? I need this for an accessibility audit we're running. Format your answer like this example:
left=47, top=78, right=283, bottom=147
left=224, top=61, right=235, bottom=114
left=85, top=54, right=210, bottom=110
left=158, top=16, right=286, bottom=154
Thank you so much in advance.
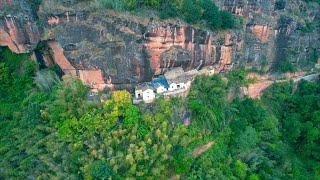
left=156, top=86, right=167, bottom=94
left=169, top=83, right=177, bottom=91
left=177, top=83, right=186, bottom=89
left=135, top=89, right=143, bottom=99
left=142, top=89, right=155, bottom=103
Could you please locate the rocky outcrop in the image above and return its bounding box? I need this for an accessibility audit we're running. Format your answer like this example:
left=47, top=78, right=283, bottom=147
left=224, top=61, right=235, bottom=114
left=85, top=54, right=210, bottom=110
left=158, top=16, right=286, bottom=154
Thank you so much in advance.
left=246, top=81, right=274, bottom=99
left=0, top=0, right=319, bottom=91
left=38, top=4, right=237, bottom=88
left=145, top=26, right=216, bottom=74
left=251, top=25, right=270, bottom=43
left=0, top=16, right=39, bottom=53
left=78, top=69, right=112, bottom=92
left=48, top=40, right=110, bottom=91
left=0, top=1, right=40, bottom=53
left=47, top=40, right=76, bottom=75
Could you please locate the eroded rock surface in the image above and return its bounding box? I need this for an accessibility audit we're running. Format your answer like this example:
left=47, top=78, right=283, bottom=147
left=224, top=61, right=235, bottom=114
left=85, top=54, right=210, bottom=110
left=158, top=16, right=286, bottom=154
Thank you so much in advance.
left=0, top=0, right=40, bottom=53
left=0, top=0, right=319, bottom=90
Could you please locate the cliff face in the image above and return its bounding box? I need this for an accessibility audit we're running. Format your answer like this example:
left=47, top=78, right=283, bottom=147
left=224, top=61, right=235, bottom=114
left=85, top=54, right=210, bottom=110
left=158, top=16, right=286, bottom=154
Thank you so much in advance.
left=0, top=0, right=40, bottom=53
left=0, top=0, right=319, bottom=90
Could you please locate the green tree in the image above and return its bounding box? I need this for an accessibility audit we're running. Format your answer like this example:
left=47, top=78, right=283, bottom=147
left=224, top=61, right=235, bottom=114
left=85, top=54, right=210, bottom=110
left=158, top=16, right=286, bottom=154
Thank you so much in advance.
left=85, top=160, right=115, bottom=179
left=124, top=105, right=141, bottom=128
left=200, top=0, right=221, bottom=29
left=221, top=10, right=234, bottom=29
left=0, top=63, right=10, bottom=87
left=234, top=126, right=259, bottom=156
left=123, top=0, right=137, bottom=10
left=182, top=0, right=201, bottom=23
left=188, top=75, right=228, bottom=132
left=234, top=160, right=248, bottom=179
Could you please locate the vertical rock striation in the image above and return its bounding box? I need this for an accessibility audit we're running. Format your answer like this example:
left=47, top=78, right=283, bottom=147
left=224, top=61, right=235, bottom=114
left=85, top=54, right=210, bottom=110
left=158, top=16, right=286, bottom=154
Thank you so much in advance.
left=145, top=25, right=222, bottom=74
left=0, top=0, right=319, bottom=90
left=0, top=0, right=40, bottom=53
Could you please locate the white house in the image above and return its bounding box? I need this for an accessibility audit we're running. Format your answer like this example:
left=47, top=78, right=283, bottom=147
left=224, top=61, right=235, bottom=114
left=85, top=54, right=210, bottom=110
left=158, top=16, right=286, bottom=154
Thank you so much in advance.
left=142, top=88, right=155, bottom=103
left=164, top=67, right=193, bottom=91
left=167, top=74, right=193, bottom=92
left=135, top=83, right=156, bottom=103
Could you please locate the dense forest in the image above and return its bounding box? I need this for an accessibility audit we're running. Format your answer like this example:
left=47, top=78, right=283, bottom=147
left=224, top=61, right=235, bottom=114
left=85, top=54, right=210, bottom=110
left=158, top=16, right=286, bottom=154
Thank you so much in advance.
left=0, top=48, right=319, bottom=179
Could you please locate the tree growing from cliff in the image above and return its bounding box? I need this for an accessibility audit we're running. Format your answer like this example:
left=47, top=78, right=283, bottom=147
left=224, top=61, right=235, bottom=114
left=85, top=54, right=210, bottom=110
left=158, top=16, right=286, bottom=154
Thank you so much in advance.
left=181, top=0, right=202, bottom=23
left=200, top=0, right=222, bottom=29
left=98, top=0, right=236, bottom=30
left=274, top=59, right=296, bottom=73
left=220, top=10, right=235, bottom=29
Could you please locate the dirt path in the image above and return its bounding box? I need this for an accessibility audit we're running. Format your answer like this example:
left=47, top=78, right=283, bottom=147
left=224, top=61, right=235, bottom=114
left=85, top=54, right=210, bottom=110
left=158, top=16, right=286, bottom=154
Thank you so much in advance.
left=192, top=141, right=215, bottom=158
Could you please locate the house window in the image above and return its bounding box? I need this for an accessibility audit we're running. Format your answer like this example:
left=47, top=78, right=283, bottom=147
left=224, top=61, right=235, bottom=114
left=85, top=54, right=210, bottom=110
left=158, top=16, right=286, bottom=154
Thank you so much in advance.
left=137, top=93, right=141, bottom=98
left=177, top=84, right=180, bottom=88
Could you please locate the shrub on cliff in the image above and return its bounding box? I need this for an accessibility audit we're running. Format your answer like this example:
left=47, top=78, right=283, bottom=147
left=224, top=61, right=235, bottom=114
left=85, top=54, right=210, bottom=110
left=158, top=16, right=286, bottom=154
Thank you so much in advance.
left=199, top=0, right=220, bottom=29
left=97, top=0, right=126, bottom=10
left=0, top=48, right=36, bottom=119
left=220, top=10, right=235, bottom=29
left=97, top=0, right=236, bottom=30
left=181, top=0, right=202, bottom=23
left=274, top=59, right=296, bottom=73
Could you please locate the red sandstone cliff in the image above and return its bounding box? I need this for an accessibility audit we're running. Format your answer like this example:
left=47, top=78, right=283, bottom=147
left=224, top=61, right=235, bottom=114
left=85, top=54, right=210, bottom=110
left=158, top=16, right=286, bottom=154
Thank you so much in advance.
left=0, top=17, right=27, bottom=53
left=145, top=25, right=234, bottom=74
left=0, top=0, right=319, bottom=92
left=0, top=0, right=40, bottom=53
left=48, top=40, right=110, bottom=91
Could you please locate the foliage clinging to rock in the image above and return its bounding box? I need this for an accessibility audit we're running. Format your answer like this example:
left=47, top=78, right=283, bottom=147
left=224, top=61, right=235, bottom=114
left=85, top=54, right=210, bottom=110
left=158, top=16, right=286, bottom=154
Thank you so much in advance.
left=97, top=0, right=236, bottom=30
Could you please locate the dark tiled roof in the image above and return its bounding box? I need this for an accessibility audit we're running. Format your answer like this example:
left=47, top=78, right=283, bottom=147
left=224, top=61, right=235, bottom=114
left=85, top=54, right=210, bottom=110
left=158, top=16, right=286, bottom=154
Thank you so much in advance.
left=136, top=76, right=170, bottom=91
left=136, top=83, right=154, bottom=91
left=151, top=75, right=169, bottom=89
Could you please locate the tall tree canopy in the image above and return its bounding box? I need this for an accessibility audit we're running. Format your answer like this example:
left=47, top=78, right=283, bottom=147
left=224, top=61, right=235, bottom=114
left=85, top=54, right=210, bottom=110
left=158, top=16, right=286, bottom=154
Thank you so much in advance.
left=0, top=48, right=319, bottom=179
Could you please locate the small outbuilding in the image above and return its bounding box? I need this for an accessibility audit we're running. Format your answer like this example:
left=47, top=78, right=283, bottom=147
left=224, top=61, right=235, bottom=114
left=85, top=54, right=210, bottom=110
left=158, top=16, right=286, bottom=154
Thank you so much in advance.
left=135, top=83, right=156, bottom=103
